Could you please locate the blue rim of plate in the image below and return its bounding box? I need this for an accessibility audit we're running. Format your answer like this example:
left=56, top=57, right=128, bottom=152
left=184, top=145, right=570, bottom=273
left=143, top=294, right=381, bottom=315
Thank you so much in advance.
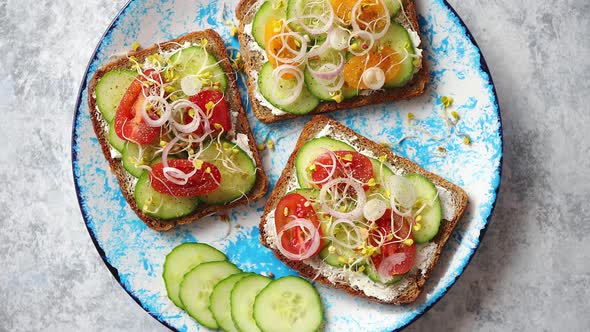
left=71, top=1, right=503, bottom=330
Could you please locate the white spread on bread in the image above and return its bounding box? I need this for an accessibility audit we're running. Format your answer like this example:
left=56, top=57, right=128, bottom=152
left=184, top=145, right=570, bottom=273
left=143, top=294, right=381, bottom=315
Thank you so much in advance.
left=232, top=133, right=255, bottom=160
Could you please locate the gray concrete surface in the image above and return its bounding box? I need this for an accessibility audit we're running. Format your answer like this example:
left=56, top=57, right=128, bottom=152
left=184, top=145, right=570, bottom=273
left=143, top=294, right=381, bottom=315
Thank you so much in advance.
left=1, top=0, right=588, bottom=331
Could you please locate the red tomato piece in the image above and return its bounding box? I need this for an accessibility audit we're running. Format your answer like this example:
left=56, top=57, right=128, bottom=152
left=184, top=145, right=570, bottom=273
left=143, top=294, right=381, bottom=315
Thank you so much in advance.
left=114, top=69, right=162, bottom=144
left=149, top=159, right=221, bottom=197
left=369, top=209, right=416, bottom=276
left=310, top=151, right=374, bottom=188
left=188, top=90, right=232, bottom=135
left=274, top=193, right=323, bottom=260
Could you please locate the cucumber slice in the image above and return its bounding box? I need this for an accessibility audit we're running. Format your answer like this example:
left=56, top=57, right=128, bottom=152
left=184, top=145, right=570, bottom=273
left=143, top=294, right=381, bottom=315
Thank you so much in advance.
left=319, top=230, right=364, bottom=268
left=364, top=261, right=402, bottom=284
left=210, top=272, right=253, bottom=332
left=384, top=0, right=402, bottom=17
left=342, top=85, right=359, bottom=100
left=258, top=62, right=320, bottom=115
left=95, top=69, right=137, bottom=122
left=197, top=139, right=257, bottom=205
left=169, top=46, right=227, bottom=92
left=252, top=1, right=286, bottom=49
left=122, top=142, right=154, bottom=178
left=368, top=157, right=395, bottom=200
left=404, top=173, right=442, bottom=243
left=108, top=122, right=126, bottom=153
left=304, top=49, right=358, bottom=101
left=134, top=171, right=199, bottom=220
left=319, top=243, right=363, bottom=268
left=370, top=157, right=395, bottom=186
left=163, top=243, right=227, bottom=309
left=380, top=22, right=416, bottom=88
left=286, top=0, right=330, bottom=35
left=179, top=261, right=241, bottom=329
left=295, top=137, right=355, bottom=188
left=253, top=276, right=323, bottom=332
left=230, top=275, right=271, bottom=332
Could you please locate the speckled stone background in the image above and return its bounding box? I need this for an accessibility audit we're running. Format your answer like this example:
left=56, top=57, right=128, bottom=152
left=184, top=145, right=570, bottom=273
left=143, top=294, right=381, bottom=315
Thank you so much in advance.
left=1, top=0, right=588, bottom=331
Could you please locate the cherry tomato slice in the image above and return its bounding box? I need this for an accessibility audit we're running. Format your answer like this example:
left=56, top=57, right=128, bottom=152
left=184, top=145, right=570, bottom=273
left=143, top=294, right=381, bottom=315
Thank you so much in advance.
left=274, top=193, right=323, bottom=260
left=369, top=210, right=416, bottom=276
left=149, top=159, right=221, bottom=197
left=114, top=69, right=162, bottom=144
left=188, top=90, right=232, bottom=135
left=310, top=151, right=374, bottom=188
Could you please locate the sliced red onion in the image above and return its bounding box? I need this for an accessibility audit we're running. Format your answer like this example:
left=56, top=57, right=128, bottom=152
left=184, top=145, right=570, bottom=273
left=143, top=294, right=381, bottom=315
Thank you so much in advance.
left=267, top=32, right=308, bottom=64
left=363, top=198, right=387, bottom=221
left=319, top=178, right=367, bottom=220
left=162, top=166, right=198, bottom=186
left=169, top=100, right=208, bottom=133
left=275, top=218, right=321, bottom=261
left=351, top=0, right=390, bottom=40
left=307, top=39, right=331, bottom=58
left=161, top=136, right=180, bottom=171
left=141, top=95, right=170, bottom=127
left=329, top=219, right=362, bottom=249
left=348, top=31, right=374, bottom=56
left=296, top=12, right=334, bottom=35
left=362, top=67, right=386, bottom=90
left=377, top=252, right=407, bottom=281
left=319, top=75, right=345, bottom=92
left=271, top=65, right=304, bottom=105
left=180, top=75, right=202, bottom=96
left=158, top=136, right=198, bottom=185
left=307, top=53, right=345, bottom=80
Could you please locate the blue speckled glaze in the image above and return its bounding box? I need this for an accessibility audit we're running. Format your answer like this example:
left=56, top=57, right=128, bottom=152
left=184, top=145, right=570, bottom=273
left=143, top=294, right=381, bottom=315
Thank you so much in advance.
left=71, top=0, right=502, bottom=330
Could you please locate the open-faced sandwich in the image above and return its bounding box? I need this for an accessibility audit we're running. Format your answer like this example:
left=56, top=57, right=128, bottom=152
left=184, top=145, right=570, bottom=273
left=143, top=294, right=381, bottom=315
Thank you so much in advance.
left=236, top=0, right=429, bottom=122
left=259, top=115, right=468, bottom=304
left=87, top=30, right=268, bottom=231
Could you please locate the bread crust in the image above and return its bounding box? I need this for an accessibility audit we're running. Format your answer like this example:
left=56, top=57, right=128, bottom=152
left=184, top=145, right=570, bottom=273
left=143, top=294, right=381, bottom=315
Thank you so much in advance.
left=235, top=0, right=430, bottom=123
left=87, top=30, right=268, bottom=231
left=258, top=115, right=468, bottom=304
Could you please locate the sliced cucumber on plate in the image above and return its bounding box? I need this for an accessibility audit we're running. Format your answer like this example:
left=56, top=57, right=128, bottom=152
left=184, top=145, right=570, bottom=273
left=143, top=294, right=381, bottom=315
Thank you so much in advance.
left=254, top=276, right=323, bottom=332
left=210, top=272, right=254, bottom=332
left=258, top=62, right=320, bottom=115
left=179, top=261, right=241, bottom=329
left=231, top=274, right=272, bottom=332
left=163, top=243, right=227, bottom=309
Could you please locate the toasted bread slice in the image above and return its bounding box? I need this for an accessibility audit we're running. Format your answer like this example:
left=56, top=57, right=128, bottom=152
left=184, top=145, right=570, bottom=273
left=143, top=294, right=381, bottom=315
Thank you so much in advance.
left=259, top=115, right=468, bottom=304
left=235, top=0, right=429, bottom=123
left=87, top=30, right=268, bottom=231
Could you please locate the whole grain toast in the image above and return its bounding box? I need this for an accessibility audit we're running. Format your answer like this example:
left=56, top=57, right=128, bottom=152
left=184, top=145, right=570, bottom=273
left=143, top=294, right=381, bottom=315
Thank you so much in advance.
left=259, top=115, right=468, bottom=304
left=235, top=0, right=430, bottom=123
left=87, top=30, right=268, bottom=231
